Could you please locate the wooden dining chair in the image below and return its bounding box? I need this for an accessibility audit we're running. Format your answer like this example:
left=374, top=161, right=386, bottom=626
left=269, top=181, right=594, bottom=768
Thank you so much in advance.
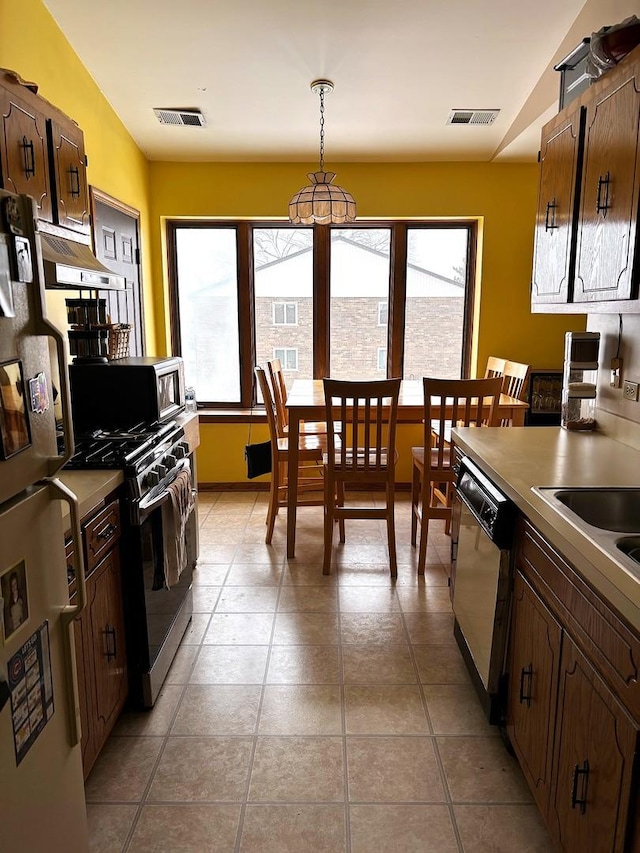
left=322, top=377, right=401, bottom=578
left=502, top=360, right=530, bottom=401
left=484, top=355, right=507, bottom=381
left=411, top=376, right=503, bottom=574
left=254, top=366, right=325, bottom=543
left=267, top=358, right=327, bottom=438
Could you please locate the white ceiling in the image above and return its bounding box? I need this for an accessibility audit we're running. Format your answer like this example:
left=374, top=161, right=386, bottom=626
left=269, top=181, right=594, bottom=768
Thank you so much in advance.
left=40, top=0, right=636, bottom=163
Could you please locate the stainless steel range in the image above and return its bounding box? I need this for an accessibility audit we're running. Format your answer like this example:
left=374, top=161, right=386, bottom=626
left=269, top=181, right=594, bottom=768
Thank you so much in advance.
left=66, top=420, right=196, bottom=707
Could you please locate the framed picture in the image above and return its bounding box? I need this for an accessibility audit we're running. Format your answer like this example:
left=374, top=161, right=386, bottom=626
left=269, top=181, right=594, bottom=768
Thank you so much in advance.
left=1, top=560, right=30, bottom=642
left=0, top=359, right=31, bottom=459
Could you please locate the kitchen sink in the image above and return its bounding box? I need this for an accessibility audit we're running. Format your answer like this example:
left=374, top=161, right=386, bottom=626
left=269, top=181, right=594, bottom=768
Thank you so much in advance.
left=552, top=488, right=640, bottom=533
left=617, top=537, right=640, bottom=565
left=532, top=486, right=640, bottom=579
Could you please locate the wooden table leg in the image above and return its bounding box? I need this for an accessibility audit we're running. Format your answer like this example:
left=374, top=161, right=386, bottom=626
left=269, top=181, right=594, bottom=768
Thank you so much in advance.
left=511, top=408, right=526, bottom=426
left=287, top=409, right=300, bottom=558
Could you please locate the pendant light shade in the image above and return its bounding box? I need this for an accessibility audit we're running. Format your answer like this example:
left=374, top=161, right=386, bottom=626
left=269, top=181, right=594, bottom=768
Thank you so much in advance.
left=288, top=81, right=356, bottom=225
left=288, top=171, right=356, bottom=225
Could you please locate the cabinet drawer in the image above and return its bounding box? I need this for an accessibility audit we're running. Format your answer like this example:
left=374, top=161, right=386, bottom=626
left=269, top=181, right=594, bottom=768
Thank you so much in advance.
left=517, top=519, right=640, bottom=721
left=83, top=499, right=120, bottom=573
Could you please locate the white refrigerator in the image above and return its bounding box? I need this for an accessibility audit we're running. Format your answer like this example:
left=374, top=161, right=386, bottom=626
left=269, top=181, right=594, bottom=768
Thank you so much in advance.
left=0, top=189, right=89, bottom=851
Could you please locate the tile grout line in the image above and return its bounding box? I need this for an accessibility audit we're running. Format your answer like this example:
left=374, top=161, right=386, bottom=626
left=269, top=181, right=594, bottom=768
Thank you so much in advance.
left=233, top=519, right=286, bottom=853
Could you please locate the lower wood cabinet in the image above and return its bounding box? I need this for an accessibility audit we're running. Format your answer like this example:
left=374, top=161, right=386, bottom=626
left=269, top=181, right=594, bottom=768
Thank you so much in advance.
left=507, top=571, right=562, bottom=816
left=549, top=636, right=637, bottom=852
left=507, top=520, right=640, bottom=852
left=68, top=495, right=127, bottom=779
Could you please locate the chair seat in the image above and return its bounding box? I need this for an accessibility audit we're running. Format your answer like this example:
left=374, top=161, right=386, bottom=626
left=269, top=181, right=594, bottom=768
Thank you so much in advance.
left=411, top=445, right=451, bottom=469
left=284, top=420, right=327, bottom=436
left=325, top=447, right=395, bottom=469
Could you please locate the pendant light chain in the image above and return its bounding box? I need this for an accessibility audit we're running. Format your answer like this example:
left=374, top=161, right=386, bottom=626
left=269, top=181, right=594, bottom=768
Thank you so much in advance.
left=319, top=85, right=325, bottom=171
left=288, top=78, right=356, bottom=224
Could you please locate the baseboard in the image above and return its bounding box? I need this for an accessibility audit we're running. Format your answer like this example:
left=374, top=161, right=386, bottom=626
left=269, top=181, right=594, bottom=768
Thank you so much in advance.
left=197, top=482, right=413, bottom=492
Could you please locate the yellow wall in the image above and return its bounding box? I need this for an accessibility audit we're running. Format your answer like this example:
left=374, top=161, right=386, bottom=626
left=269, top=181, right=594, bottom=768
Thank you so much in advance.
left=150, top=160, right=585, bottom=483
left=0, top=1, right=587, bottom=484
left=0, top=0, right=156, bottom=350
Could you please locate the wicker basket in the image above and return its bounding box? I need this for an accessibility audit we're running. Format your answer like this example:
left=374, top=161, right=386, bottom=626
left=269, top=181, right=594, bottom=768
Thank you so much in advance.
left=107, top=324, right=131, bottom=360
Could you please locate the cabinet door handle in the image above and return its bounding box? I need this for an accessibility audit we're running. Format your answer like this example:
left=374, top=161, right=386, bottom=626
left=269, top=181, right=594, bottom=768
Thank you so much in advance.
left=544, top=199, right=558, bottom=231
left=596, top=172, right=611, bottom=215
left=518, top=664, right=533, bottom=706
left=21, top=136, right=36, bottom=178
left=104, top=625, right=117, bottom=660
left=96, top=522, right=116, bottom=542
left=69, top=165, right=81, bottom=198
left=570, top=759, right=589, bottom=814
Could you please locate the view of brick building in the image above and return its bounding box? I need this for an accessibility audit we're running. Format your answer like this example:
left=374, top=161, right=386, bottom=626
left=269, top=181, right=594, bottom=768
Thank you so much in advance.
left=178, top=231, right=466, bottom=403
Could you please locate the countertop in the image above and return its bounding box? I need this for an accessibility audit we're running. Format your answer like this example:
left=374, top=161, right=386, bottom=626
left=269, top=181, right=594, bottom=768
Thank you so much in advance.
left=451, top=426, right=640, bottom=632
left=58, top=470, right=124, bottom=529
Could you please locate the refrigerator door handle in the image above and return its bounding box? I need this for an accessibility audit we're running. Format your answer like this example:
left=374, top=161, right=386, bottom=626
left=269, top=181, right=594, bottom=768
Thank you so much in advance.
left=47, top=477, right=86, bottom=746
left=43, top=312, right=75, bottom=474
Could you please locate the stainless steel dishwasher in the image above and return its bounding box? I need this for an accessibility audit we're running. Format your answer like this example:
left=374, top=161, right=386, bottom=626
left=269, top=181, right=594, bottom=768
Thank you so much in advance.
left=451, top=456, right=517, bottom=723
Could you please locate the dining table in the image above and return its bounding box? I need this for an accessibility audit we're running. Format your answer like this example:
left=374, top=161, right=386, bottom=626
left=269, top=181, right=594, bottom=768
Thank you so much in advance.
left=285, top=378, right=529, bottom=558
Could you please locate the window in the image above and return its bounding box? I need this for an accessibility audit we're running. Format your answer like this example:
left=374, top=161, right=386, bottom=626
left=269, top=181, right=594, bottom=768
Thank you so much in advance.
left=274, top=348, right=298, bottom=371
left=169, top=221, right=475, bottom=407
left=403, top=228, right=469, bottom=380
left=273, top=302, right=298, bottom=325
left=329, top=228, right=391, bottom=380
left=173, top=226, right=240, bottom=404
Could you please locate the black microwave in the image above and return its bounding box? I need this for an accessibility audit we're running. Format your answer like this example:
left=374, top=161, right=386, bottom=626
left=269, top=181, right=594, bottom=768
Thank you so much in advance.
left=69, top=356, right=185, bottom=432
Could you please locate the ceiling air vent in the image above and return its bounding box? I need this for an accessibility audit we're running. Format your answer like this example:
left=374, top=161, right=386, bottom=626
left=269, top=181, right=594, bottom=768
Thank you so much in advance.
left=153, top=108, right=206, bottom=127
left=447, top=109, right=500, bottom=126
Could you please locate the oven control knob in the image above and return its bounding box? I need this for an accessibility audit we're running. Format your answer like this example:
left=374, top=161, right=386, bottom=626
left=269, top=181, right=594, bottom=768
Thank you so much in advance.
left=165, top=454, right=177, bottom=469
left=146, top=470, right=160, bottom=487
left=156, top=464, right=168, bottom=479
left=175, top=442, right=188, bottom=459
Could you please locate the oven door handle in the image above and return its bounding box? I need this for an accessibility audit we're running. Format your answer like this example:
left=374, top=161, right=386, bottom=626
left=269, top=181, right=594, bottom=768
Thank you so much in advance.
left=136, top=460, right=192, bottom=523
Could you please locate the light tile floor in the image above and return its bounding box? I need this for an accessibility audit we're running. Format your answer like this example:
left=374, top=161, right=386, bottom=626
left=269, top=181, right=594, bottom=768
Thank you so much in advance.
left=86, top=492, right=553, bottom=852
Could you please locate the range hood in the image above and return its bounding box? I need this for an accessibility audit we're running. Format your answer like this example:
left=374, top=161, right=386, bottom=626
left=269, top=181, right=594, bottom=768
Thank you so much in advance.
left=40, top=232, right=125, bottom=290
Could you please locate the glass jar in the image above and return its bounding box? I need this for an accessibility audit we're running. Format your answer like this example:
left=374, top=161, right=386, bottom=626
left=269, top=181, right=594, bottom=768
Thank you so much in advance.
left=560, top=332, right=599, bottom=431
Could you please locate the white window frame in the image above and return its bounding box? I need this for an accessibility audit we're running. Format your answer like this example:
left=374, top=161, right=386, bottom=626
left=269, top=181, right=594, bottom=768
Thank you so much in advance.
left=377, top=347, right=387, bottom=371
left=273, top=301, right=298, bottom=326
left=274, top=347, right=299, bottom=371
left=378, top=301, right=388, bottom=326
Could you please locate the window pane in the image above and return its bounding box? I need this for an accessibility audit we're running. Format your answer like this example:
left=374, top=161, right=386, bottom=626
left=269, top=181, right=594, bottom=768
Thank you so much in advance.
left=330, top=228, right=391, bottom=379
left=175, top=228, right=240, bottom=402
left=254, top=228, right=312, bottom=389
left=404, top=228, right=468, bottom=380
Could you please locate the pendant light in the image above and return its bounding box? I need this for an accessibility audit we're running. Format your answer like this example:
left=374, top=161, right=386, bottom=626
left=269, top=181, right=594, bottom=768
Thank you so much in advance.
left=288, top=80, right=356, bottom=225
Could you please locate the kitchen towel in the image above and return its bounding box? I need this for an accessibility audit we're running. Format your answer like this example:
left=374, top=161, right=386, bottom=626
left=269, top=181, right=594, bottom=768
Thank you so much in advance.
left=161, top=467, right=194, bottom=588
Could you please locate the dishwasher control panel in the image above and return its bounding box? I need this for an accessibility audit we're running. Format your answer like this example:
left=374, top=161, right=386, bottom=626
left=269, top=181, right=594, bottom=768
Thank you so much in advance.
left=457, top=457, right=517, bottom=549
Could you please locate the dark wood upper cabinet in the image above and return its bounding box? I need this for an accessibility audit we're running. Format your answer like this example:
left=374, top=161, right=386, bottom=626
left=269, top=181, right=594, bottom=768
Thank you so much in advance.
left=48, top=116, right=90, bottom=235
left=0, top=82, right=53, bottom=222
left=0, top=69, right=90, bottom=239
left=574, top=62, right=640, bottom=303
left=531, top=104, right=585, bottom=305
left=531, top=44, right=640, bottom=313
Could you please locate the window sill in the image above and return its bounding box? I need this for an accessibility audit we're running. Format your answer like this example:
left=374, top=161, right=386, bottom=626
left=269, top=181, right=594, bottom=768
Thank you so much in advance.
left=196, top=408, right=267, bottom=424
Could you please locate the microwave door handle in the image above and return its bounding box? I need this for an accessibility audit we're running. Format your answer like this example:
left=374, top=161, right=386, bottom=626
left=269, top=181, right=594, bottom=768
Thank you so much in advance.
left=47, top=477, right=86, bottom=746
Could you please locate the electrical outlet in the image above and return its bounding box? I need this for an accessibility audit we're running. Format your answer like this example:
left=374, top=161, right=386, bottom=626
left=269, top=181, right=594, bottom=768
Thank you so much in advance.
left=623, top=380, right=639, bottom=401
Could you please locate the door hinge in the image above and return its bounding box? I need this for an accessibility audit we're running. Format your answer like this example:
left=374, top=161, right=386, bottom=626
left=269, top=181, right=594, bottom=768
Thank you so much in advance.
left=135, top=247, right=140, bottom=265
